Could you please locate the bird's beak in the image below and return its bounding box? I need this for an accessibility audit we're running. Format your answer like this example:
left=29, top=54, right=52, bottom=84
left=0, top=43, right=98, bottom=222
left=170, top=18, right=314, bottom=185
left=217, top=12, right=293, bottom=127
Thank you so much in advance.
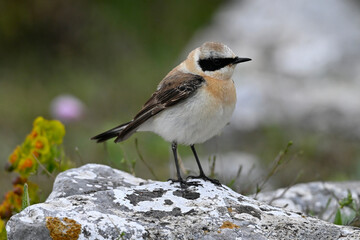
left=233, top=57, right=252, bottom=64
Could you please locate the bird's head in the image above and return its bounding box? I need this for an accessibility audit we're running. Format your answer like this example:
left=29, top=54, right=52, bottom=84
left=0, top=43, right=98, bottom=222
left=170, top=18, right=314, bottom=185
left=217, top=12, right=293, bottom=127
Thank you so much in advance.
left=185, top=42, right=251, bottom=80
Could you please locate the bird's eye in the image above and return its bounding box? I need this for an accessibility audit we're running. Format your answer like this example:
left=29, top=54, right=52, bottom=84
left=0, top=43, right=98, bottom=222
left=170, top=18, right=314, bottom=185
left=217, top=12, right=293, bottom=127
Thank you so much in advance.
left=213, top=59, right=220, bottom=65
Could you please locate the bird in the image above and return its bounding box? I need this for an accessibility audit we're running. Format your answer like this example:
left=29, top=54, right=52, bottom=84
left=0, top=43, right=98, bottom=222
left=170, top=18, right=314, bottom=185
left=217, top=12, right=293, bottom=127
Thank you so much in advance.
left=91, top=42, right=251, bottom=187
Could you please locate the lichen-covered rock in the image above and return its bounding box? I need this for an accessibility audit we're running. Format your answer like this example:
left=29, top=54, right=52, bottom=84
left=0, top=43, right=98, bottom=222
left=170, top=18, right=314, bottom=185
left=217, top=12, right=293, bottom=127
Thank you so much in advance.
left=6, top=164, right=360, bottom=239
left=255, top=181, right=360, bottom=223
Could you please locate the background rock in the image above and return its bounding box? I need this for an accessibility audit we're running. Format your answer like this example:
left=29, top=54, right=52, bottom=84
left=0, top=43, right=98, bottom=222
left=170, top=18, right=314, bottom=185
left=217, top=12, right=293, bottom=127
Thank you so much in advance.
left=255, top=181, right=360, bottom=224
left=6, top=164, right=360, bottom=239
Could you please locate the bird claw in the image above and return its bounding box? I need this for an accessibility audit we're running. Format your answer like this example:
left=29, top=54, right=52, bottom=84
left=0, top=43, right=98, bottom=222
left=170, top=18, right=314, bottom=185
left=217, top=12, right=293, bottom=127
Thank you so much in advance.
left=168, top=178, right=201, bottom=188
left=186, top=175, right=222, bottom=186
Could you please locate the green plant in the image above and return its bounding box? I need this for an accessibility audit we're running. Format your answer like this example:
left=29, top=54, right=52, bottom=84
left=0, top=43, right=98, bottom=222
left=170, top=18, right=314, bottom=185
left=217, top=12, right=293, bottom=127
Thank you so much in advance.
left=5, top=117, right=69, bottom=175
left=134, top=139, right=159, bottom=180
left=1, top=117, right=72, bottom=235
left=227, top=165, right=243, bottom=189
left=208, top=155, right=217, bottom=179
left=334, top=190, right=360, bottom=226
left=254, top=141, right=293, bottom=197
left=21, top=184, right=30, bottom=211
left=0, top=219, right=6, bottom=240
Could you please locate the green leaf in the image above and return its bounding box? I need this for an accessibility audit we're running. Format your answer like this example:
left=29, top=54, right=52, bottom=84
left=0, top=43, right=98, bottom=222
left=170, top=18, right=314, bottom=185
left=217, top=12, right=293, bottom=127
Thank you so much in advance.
left=22, top=183, right=30, bottom=210
left=334, top=208, right=342, bottom=225
left=339, top=190, right=353, bottom=208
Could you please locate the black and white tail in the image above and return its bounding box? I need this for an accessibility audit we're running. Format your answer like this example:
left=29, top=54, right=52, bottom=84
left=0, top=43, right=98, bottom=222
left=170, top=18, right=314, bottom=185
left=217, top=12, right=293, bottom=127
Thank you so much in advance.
left=91, top=122, right=130, bottom=143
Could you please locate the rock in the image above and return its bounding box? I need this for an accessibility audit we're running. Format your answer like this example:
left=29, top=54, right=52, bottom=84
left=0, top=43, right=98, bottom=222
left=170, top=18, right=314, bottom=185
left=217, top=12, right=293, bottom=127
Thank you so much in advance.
left=6, top=164, right=360, bottom=239
left=186, top=0, right=360, bottom=136
left=255, top=181, right=360, bottom=224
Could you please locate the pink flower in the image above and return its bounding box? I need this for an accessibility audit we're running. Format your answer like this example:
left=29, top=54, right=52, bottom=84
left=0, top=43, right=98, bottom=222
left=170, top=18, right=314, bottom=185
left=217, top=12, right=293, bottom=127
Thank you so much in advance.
left=50, top=95, right=85, bottom=122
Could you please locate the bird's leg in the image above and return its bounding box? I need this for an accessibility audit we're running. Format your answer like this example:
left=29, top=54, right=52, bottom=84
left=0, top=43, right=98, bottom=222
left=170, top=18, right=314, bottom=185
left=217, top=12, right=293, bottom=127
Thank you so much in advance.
left=168, top=142, right=187, bottom=188
left=187, top=144, right=221, bottom=186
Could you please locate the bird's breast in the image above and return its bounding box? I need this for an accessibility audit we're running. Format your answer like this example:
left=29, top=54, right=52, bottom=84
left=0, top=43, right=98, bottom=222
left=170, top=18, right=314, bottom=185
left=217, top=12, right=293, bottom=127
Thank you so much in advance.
left=203, top=76, right=237, bottom=107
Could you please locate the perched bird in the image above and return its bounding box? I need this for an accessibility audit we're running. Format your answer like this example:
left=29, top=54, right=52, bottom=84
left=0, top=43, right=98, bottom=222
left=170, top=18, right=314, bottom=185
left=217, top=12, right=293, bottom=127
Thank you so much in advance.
left=91, top=42, right=251, bottom=187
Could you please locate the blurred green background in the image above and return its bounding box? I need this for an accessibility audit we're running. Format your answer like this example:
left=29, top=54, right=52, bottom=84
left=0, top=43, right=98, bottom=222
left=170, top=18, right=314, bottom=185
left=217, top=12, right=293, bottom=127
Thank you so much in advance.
left=1, top=0, right=360, bottom=200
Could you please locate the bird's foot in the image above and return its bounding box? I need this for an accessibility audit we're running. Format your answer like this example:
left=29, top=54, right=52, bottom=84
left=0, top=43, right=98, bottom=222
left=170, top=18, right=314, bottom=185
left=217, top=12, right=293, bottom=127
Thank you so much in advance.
left=187, top=174, right=222, bottom=186
left=168, top=178, right=200, bottom=188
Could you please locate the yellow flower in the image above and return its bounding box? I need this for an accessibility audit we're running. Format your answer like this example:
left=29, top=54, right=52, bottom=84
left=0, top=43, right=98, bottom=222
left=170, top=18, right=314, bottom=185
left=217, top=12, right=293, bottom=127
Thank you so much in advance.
left=9, top=146, right=21, bottom=164
left=18, top=158, right=34, bottom=171
left=32, top=136, right=49, bottom=155
left=32, top=150, right=40, bottom=158
left=33, top=117, right=65, bottom=144
left=5, top=191, right=22, bottom=212
left=47, top=120, right=65, bottom=144
left=33, top=116, right=45, bottom=128
left=35, top=140, right=44, bottom=149
left=29, top=129, right=38, bottom=139
left=8, top=116, right=66, bottom=176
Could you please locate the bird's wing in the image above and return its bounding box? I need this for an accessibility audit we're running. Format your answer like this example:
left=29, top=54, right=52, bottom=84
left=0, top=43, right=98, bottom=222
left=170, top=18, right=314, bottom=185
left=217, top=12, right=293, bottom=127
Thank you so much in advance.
left=114, top=72, right=205, bottom=142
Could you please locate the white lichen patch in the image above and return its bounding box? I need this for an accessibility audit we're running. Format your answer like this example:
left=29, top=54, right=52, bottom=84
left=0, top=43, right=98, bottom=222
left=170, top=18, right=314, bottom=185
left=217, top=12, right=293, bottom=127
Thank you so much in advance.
left=67, top=170, right=97, bottom=180
left=41, top=198, right=73, bottom=211
left=19, top=207, right=45, bottom=224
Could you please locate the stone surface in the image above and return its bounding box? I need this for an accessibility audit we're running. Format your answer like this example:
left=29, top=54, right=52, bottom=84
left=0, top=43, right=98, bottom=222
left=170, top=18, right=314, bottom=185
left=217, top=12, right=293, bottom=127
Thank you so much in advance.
left=6, top=164, right=360, bottom=239
left=186, top=0, right=360, bottom=136
left=255, top=181, right=360, bottom=223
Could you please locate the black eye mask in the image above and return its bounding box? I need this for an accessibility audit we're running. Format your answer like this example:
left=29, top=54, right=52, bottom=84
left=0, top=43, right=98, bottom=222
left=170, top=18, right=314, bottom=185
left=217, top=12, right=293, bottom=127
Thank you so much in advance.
left=198, top=57, right=236, bottom=71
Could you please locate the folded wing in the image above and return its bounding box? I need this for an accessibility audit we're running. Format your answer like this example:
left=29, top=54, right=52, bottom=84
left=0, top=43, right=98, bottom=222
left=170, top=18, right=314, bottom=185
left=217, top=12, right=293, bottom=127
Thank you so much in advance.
left=114, top=72, right=205, bottom=142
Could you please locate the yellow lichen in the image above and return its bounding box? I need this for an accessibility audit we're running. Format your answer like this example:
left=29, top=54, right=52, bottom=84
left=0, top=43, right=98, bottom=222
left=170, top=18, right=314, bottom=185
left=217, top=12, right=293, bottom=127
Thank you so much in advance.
left=46, top=216, right=81, bottom=240
left=220, top=220, right=240, bottom=229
